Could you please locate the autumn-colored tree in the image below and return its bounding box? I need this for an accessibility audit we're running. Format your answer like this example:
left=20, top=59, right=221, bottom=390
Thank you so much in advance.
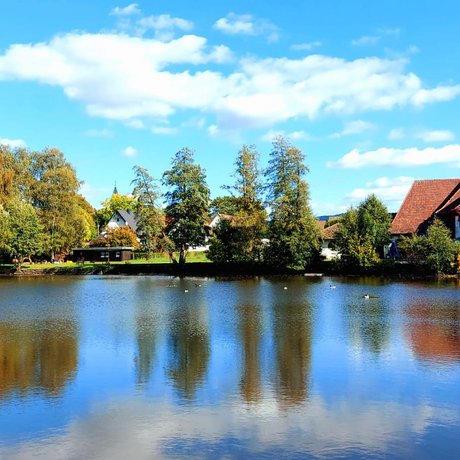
left=90, top=226, right=140, bottom=250
left=28, top=148, right=94, bottom=260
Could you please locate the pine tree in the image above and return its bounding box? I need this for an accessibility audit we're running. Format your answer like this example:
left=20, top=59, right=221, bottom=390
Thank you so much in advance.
left=163, top=148, right=210, bottom=265
left=208, top=145, right=267, bottom=263
left=264, top=136, right=320, bottom=269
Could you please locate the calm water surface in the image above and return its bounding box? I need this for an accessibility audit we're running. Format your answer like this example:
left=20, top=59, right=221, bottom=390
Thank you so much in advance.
left=0, top=275, right=459, bottom=459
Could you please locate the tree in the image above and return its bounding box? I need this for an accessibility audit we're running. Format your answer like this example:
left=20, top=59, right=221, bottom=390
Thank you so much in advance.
left=89, top=226, right=140, bottom=250
left=28, top=148, right=93, bottom=260
left=264, top=136, right=320, bottom=269
left=0, top=145, right=32, bottom=207
left=335, top=195, right=391, bottom=269
left=0, top=200, right=44, bottom=266
left=399, top=218, right=458, bottom=273
left=131, top=165, right=169, bottom=257
left=208, top=145, right=267, bottom=263
left=162, top=148, right=210, bottom=266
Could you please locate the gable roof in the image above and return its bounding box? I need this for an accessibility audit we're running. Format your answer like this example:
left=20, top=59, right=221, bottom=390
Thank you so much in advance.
left=391, top=179, right=460, bottom=234
left=322, top=222, right=340, bottom=240
left=115, top=210, right=139, bottom=232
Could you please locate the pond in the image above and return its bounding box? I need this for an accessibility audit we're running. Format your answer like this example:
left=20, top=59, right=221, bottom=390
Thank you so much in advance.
left=0, top=275, right=459, bottom=459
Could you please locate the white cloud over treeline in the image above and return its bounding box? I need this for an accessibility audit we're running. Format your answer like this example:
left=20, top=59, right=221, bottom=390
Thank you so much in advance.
left=0, top=29, right=459, bottom=131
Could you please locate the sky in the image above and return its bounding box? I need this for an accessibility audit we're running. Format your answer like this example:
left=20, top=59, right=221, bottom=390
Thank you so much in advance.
left=0, top=0, right=459, bottom=215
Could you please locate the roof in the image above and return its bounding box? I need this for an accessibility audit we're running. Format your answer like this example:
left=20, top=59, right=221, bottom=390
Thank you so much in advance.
left=322, top=222, right=340, bottom=240
left=115, top=210, right=139, bottom=232
left=391, top=179, right=460, bottom=234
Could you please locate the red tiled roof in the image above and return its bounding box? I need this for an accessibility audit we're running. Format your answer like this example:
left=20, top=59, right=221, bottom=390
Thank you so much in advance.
left=322, top=222, right=340, bottom=240
left=391, top=179, right=460, bottom=234
left=436, top=185, right=460, bottom=214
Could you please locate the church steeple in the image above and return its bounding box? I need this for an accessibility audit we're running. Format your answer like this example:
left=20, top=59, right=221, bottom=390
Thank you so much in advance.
left=112, top=182, right=118, bottom=195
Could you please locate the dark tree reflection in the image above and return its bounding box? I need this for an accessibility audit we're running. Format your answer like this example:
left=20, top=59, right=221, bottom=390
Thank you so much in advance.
left=135, top=314, right=158, bottom=385
left=168, top=305, right=210, bottom=400
left=273, top=300, right=312, bottom=408
left=238, top=304, right=262, bottom=404
left=0, top=319, right=78, bottom=400
left=347, top=301, right=390, bottom=355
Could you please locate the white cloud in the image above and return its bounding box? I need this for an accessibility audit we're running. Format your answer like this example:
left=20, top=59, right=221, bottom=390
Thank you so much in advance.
left=331, top=120, right=375, bottom=138
left=291, top=41, right=322, bottom=51
left=122, top=146, right=137, bottom=157
left=0, top=396, right=456, bottom=460
left=136, top=14, right=193, bottom=40
left=347, top=176, right=414, bottom=208
left=110, top=3, right=140, bottom=16
left=213, top=13, right=279, bottom=42
left=415, top=129, right=455, bottom=142
left=328, top=144, right=460, bottom=168
left=0, top=137, right=26, bottom=148
left=388, top=128, right=405, bottom=140
left=352, top=35, right=380, bottom=46
left=0, top=31, right=459, bottom=130
left=207, top=124, right=219, bottom=137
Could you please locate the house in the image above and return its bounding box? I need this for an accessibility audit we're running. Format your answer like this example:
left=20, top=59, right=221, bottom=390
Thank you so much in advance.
left=320, top=222, right=340, bottom=259
left=72, top=247, right=133, bottom=262
left=391, top=179, right=460, bottom=240
left=106, top=210, right=139, bottom=233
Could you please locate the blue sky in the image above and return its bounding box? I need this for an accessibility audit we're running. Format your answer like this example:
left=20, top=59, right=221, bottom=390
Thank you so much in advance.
left=1, top=0, right=459, bottom=214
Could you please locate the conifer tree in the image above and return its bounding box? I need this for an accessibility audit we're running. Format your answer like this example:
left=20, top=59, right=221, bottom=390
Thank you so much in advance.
left=264, top=136, right=320, bottom=269
left=163, top=148, right=210, bottom=266
left=208, top=145, right=267, bottom=263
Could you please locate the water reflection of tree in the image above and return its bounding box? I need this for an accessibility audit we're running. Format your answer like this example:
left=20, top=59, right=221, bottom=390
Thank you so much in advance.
left=273, top=301, right=312, bottom=407
left=168, top=305, right=209, bottom=400
left=347, top=301, right=390, bottom=355
left=406, top=301, right=460, bottom=362
left=135, top=314, right=158, bottom=385
left=0, top=319, right=78, bottom=399
left=238, top=304, right=262, bottom=404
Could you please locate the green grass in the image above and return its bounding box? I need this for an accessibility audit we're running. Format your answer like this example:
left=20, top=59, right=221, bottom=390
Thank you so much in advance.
left=14, top=252, right=211, bottom=269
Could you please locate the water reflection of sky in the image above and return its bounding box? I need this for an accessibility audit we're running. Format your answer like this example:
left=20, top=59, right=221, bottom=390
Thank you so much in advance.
left=0, top=276, right=459, bottom=458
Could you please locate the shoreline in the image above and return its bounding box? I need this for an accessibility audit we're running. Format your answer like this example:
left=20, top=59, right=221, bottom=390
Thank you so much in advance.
left=1, top=262, right=458, bottom=280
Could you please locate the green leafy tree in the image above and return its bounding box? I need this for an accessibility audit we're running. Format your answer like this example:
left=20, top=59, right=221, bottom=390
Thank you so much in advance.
left=335, top=194, right=391, bottom=269
left=0, top=200, right=44, bottom=266
left=264, top=136, right=320, bottom=269
left=210, top=196, right=242, bottom=216
left=162, top=148, right=210, bottom=266
left=208, top=145, right=267, bottom=263
left=399, top=218, right=458, bottom=273
left=131, top=165, right=169, bottom=256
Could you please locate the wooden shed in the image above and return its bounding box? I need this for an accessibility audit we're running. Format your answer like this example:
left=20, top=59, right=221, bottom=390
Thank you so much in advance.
left=72, top=247, right=133, bottom=262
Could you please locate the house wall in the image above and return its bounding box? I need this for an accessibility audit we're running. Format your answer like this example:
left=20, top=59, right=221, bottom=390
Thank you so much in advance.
left=72, top=249, right=132, bottom=262
left=320, top=241, right=340, bottom=260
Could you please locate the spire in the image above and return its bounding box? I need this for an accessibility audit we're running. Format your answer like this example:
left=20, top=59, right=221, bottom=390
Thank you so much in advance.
left=113, top=182, right=118, bottom=195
